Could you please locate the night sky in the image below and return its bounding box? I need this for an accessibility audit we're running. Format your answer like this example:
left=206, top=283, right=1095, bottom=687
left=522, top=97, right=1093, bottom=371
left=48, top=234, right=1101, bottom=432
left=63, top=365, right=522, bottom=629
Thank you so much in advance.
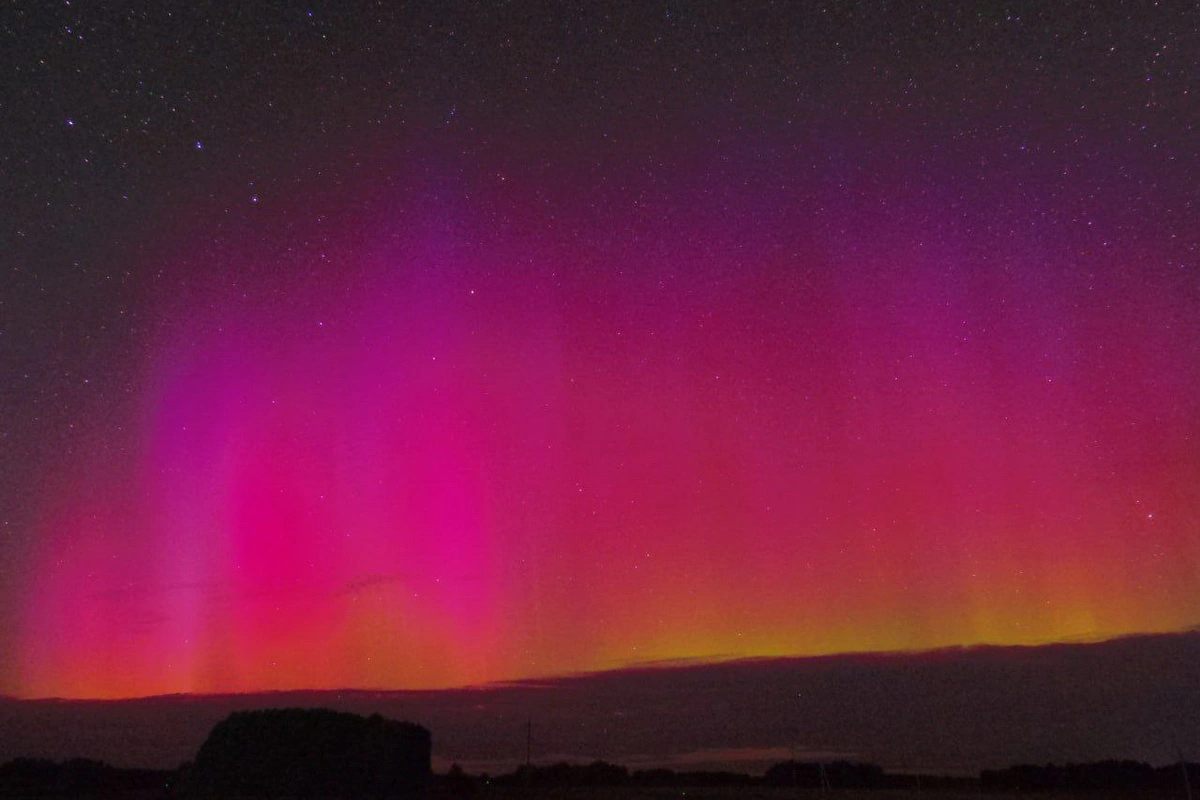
left=1, top=1, right=1198, bottom=703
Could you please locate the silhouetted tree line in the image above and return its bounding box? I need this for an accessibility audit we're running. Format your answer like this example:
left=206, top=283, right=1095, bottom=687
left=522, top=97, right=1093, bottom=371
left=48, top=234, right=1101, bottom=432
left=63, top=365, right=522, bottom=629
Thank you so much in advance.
left=633, top=767, right=756, bottom=786
left=3, top=708, right=1196, bottom=798
left=981, top=759, right=1198, bottom=793
left=492, top=760, right=631, bottom=787
left=0, top=757, right=173, bottom=796
left=762, top=759, right=885, bottom=789
left=445, top=757, right=1195, bottom=794
left=450, top=758, right=881, bottom=790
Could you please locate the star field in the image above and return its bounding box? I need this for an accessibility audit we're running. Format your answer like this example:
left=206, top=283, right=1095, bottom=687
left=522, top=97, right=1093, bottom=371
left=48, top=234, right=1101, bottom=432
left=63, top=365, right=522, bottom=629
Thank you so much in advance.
left=0, top=2, right=1197, bottom=698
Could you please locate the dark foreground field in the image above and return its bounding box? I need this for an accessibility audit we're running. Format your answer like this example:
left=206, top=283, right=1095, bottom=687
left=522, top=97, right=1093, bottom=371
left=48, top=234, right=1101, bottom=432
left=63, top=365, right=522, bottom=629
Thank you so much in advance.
left=0, top=787, right=1190, bottom=800
left=429, top=787, right=1187, bottom=800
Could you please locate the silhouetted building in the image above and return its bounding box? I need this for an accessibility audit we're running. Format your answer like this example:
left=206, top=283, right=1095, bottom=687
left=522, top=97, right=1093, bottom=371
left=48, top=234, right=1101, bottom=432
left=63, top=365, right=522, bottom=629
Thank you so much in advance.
left=188, top=708, right=430, bottom=797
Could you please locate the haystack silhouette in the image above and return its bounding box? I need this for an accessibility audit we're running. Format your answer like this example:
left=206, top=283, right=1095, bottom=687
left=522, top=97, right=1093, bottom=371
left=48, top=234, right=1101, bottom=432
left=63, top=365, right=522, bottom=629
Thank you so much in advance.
left=188, top=708, right=430, bottom=797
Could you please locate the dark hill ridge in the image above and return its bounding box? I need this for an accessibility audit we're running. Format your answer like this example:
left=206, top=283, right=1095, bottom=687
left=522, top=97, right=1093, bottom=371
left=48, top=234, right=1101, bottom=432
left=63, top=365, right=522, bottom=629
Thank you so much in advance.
left=1, top=630, right=1197, bottom=775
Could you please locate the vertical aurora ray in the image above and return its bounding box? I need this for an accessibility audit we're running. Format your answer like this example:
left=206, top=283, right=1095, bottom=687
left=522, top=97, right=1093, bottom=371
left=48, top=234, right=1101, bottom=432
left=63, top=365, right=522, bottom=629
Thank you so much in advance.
left=11, top=108, right=1200, bottom=699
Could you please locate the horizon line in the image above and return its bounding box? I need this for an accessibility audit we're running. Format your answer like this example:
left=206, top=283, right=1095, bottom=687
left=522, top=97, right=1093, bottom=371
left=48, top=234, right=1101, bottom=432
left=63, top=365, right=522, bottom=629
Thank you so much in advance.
left=6, top=625, right=1198, bottom=704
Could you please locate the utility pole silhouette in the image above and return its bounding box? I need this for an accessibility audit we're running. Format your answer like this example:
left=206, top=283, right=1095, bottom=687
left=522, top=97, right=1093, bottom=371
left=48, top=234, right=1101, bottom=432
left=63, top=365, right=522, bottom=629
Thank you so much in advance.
left=520, top=716, right=532, bottom=788
left=1179, top=742, right=1194, bottom=800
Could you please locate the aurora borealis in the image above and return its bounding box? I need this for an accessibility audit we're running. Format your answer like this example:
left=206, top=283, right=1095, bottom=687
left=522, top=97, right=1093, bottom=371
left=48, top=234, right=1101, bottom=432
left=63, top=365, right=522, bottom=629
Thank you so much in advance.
left=2, top=2, right=1198, bottom=703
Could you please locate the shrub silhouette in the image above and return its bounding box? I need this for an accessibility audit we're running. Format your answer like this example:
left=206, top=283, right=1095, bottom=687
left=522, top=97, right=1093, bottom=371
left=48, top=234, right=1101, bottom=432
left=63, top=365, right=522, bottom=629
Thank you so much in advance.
left=188, top=708, right=430, bottom=797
